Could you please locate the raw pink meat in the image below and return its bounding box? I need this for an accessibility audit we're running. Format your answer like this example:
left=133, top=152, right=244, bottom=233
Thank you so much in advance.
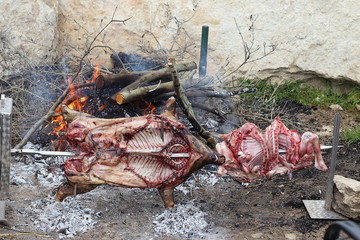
left=216, top=117, right=328, bottom=182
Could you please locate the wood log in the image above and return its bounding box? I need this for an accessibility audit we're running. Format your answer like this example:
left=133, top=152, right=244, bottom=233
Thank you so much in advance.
left=98, top=62, right=196, bottom=89
left=95, top=72, right=148, bottom=88
left=113, top=81, right=175, bottom=104
left=111, top=62, right=196, bottom=103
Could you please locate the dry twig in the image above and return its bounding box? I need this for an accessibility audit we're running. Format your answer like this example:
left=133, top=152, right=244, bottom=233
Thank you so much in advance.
left=15, top=8, right=131, bottom=149
left=220, top=17, right=277, bottom=80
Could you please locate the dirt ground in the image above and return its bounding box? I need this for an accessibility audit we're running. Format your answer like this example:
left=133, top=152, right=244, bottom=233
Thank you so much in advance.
left=1, top=104, right=359, bottom=239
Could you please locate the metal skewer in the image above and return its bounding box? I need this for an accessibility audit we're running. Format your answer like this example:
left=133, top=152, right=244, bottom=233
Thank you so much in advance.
left=277, top=145, right=340, bottom=153
left=238, top=145, right=340, bottom=155
left=11, top=148, right=190, bottom=158
left=11, top=149, right=76, bottom=157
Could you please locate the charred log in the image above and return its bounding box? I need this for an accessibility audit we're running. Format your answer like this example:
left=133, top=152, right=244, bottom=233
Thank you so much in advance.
left=111, top=52, right=164, bottom=72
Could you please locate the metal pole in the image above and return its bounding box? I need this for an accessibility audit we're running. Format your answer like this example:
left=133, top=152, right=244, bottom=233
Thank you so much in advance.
left=324, top=113, right=341, bottom=210
left=199, top=25, right=209, bottom=77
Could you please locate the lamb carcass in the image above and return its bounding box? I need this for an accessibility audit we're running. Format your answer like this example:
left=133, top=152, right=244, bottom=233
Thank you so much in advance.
left=55, top=98, right=224, bottom=208
left=216, top=117, right=328, bottom=182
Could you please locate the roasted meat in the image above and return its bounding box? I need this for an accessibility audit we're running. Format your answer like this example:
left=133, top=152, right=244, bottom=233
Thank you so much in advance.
left=55, top=98, right=224, bottom=208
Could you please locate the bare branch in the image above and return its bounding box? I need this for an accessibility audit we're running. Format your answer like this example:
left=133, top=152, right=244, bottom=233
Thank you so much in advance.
left=15, top=9, right=131, bottom=149
left=220, top=17, right=277, bottom=80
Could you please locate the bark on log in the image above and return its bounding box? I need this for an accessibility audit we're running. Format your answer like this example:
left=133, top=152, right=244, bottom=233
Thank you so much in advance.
left=95, top=72, right=148, bottom=88
left=113, top=81, right=175, bottom=104
left=112, top=62, right=196, bottom=102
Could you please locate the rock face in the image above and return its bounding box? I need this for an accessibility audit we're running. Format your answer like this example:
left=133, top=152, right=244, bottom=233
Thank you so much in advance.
left=0, top=0, right=58, bottom=75
left=1, top=0, right=360, bottom=86
left=332, top=175, right=360, bottom=220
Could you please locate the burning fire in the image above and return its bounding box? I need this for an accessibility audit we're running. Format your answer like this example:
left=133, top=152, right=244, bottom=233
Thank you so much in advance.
left=89, top=64, right=100, bottom=83
left=144, top=101, right=156, bottom=115
left=51, top=110, right=66, bottom=133
left=49, top=65, right=100, bottom=136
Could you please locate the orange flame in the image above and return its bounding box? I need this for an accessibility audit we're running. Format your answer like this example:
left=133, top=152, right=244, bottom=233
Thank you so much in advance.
left=49, top=65, right=101, bottom=149
left=67, top=96, right=89, bottom=111
left=49, top=106, right=67, bottom=136
left=144, top=102, right=156, bottom=115
left=98, top=102, right=107, bottom=111
left=89, top=64, right=100, bottom=83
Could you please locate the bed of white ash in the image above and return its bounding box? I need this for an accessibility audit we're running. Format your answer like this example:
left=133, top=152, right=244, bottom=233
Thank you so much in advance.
left=153, top=201, right=208, bottom=237
left=7, top=142, right=226, bottom=239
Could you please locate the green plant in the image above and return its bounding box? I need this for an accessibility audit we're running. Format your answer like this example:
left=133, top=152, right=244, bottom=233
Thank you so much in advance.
left=239, top=79, right=360, bottom=111
left=342, top=126, right=360, bottom=144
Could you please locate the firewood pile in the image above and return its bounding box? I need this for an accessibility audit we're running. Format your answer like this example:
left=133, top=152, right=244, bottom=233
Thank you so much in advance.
left=63, top=52, right=251, bottom=120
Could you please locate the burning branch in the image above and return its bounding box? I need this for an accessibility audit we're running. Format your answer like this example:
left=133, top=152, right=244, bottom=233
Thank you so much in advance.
left=15, top=8, right=131, bottom=149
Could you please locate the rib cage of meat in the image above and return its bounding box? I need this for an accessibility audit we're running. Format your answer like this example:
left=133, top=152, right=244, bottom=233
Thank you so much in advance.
left=55, top=108, right=224, bottom=208
left=216, top=117, right=328, bottom=182
left=65, top=114, right=203, bottom=188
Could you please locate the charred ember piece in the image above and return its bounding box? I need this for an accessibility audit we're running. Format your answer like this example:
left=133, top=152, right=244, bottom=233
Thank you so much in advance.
left=55, top=98, right=224, bottom=208
left=216, top=117, right=328, bottom=182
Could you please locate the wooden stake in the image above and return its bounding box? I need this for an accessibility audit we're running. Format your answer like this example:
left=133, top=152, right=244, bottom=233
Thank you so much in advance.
left=168, top=59, right=217, bottom=150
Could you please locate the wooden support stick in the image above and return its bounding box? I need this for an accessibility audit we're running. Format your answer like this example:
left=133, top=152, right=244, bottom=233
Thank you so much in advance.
left=324, top=113, right=341, bottom=210
left=168, top=59, right=217, bottom=150
left=0, top=96, right=12, bottom=200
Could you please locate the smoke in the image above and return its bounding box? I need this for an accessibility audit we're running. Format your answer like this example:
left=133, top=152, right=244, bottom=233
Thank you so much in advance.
left=113, top=52, right=163, bottom=72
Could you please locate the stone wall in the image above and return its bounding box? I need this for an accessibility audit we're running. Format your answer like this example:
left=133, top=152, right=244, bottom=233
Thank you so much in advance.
left=0, top=0, right=58, bottom=75
left=1, top=0, right=359, bottom=86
